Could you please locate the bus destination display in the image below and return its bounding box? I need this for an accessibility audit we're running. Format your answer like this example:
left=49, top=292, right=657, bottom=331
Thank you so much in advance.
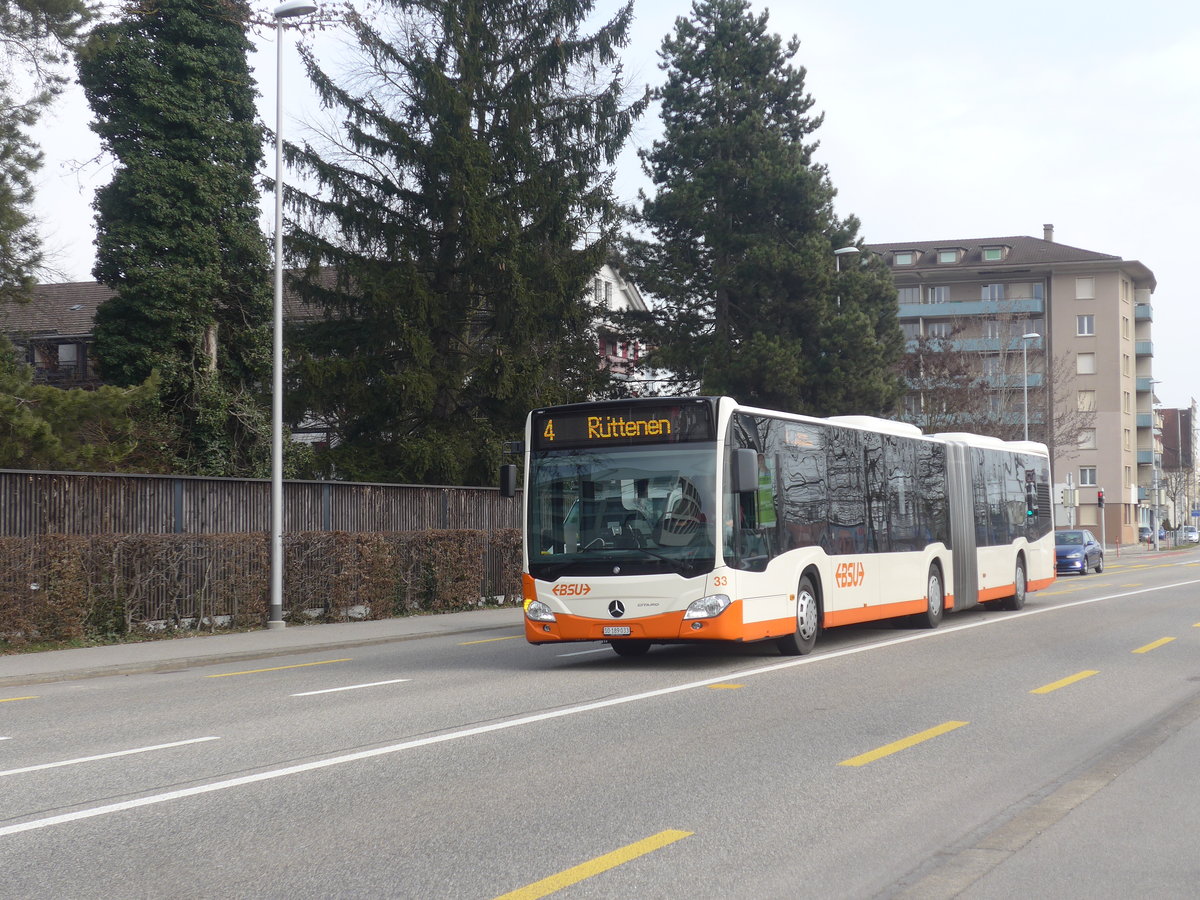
left=532, top=403, right=715, bottom=450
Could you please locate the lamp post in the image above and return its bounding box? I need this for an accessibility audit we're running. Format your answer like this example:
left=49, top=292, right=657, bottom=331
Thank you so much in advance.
left=833, top=247, right=859, bottom=309
left=269, top=0, right=317, bottom=630
left=1021, top=332, right=1040, bottom=442
left=833, top=246, right=859, bottom=272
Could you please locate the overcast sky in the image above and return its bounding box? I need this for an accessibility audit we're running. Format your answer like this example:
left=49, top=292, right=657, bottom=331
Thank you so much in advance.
left=30, top=0, right=1200, bottom=409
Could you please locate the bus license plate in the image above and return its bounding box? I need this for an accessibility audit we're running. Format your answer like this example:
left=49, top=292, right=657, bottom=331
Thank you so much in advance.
left=603, top=626, right=631, bottom=636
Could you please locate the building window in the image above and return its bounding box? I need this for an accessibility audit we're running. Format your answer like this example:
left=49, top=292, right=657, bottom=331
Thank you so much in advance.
left=57, top=343, right=78, bottom=369
left=925, top=286, right=948, bottom=304
left=1125, top=466, right=1132, bottom=488
left=1123, top=391, right=1131, bottom=413
left=1076, top=276, right=1095, bottom=299
left=982, top=247, right=1004, bottom=261
left=981, top=283, right=1005, bottom=301
left=1079, top=466, right=1097, bottom=486
left=1077, top=352, right=1096, bottom=375
left=1077, top=390, right=1096, bottom=412
left=982, top=355, right=1003, bottom=377
left=1080, top=428, right=1097, bottom=449
left=983, top=320, right=1001, bottom=340
left=897, top=286, right=919, bottom=304
left=925, top=321, right=951, bottom=339
left=1123, top=428, right=1132, bottom=450
left=894, top=251, right=915, bottom=266
left=937, top=249, right=959, bottom=264
left=1122, top=354, right=1131, bottom=376
left=1121, top=316, right=1130, bottom=339
left=1077, top=314, right=1095, bottom=336
left=901, top=322, right=920, bottom=340
left=903, top=394, right=922, bottom=416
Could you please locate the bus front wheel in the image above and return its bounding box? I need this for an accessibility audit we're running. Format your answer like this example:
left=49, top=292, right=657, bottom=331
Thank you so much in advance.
left=1001, top=559, right=1027, bottom=611
left=778, top=575, right=819, bottom=656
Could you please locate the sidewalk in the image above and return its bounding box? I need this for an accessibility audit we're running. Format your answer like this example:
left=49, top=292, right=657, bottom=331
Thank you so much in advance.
left=0, top=606, right=525, bottom=689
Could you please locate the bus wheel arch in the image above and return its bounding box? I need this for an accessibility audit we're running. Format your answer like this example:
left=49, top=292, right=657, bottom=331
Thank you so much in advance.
left=1001, top=553, right=1027, bottom=611
left=777, top=568, right=821, bottom=656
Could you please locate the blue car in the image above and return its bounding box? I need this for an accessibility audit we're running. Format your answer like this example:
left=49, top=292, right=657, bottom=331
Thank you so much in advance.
left=1055, top=529, right=1103, bottom=575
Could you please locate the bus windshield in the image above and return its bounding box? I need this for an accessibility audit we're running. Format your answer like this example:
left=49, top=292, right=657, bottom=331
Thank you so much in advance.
left=527, top=445, right=717, bottom=579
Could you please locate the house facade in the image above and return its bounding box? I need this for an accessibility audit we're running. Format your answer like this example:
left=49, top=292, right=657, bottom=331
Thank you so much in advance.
left=867, top=225, right=1161, bottom=547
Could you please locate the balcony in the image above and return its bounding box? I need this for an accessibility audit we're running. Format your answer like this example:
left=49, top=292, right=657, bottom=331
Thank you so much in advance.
left=1137, top=413, right=1153, bottom=429
left=896, top=297, right=1045, bottom=320
left=1135, top=341, right=1154, bottom=357
left=1135, top=303, right=1153, bottom=322
left=905, top=337, right=1046, bottom=353
left=1136, top=376, right=1155, bottom=393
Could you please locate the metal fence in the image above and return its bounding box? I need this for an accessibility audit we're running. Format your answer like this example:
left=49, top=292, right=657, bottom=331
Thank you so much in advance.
left=0, top=469, right=521, bottom=537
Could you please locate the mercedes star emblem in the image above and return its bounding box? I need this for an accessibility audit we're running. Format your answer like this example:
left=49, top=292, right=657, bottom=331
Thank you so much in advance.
left=608, top=600, right=625, bottom=618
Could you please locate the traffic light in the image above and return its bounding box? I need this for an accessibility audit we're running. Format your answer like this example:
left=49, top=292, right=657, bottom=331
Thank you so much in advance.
left=1097, top=488, right=1105, bottom=508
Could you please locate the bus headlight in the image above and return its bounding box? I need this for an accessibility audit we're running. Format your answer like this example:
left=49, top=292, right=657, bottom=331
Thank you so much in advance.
left=684, top=594, right=731, bottom=620
left=526, top=600, right=557, bottom=623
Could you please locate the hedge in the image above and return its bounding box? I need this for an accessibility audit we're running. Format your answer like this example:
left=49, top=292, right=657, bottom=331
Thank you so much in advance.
left=0, top=529, right=522, bottom=648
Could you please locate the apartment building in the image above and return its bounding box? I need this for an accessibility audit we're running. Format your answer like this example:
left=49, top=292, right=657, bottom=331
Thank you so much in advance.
left=867, top=225, right=1157, bottom=546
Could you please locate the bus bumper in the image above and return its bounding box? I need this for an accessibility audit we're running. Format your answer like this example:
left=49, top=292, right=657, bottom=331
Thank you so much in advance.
left=525, top=600, right=747, bottom=645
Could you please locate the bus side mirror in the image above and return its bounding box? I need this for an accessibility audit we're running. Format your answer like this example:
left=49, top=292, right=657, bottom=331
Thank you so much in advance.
left=729, top=448, right=758, bottom=494
left=499, top=465, right=517, bottom=498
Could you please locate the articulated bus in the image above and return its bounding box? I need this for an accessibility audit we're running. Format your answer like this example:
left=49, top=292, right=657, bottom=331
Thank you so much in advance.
left=503, top=396, right=1055, bottom=657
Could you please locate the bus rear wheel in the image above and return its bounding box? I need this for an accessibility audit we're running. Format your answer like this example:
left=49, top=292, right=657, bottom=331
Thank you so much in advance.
left=778, top=575, right=818, bottom=656
left=910, top=564, right=944, bottom=628
left=609, top=640, right=651, bottom=658
left=1000, top=558, right=1027, bottom=611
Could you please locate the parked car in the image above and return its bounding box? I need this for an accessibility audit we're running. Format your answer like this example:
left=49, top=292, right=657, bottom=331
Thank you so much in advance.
left=1138, top=525, right=1152, bottom=543
left=1055, top=529, right=1104, bottom=575
left=1183, top=525, right=1199, bottom=544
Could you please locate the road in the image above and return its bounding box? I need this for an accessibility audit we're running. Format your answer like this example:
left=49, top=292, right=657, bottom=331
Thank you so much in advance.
left=2, top=551, right=1199, bottom=899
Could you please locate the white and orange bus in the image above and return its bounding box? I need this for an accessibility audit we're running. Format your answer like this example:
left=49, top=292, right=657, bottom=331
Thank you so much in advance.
left=502, top=396, right=1055, bottom=657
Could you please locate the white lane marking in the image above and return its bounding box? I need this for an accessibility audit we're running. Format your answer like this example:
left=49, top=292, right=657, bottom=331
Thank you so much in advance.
left=2, top=578, right=1195, bottom=838
left=558, top=648, right=610, bottom=657
left=0, top=737, right=221, bottom=779
left=292, top=679, right=411, bottom=696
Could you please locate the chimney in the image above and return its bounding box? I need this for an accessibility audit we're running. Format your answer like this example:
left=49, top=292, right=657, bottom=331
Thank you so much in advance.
left=1043, top=223, right=1054, bottom=242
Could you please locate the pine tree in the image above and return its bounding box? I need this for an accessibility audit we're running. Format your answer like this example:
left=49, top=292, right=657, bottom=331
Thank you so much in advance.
left=0, top=337, right=175, bottom=471
left=285, top=0, right=646, bottom=484
left=77, top=0, right=272, bottom=476
left=0, top=0, right=92, bottom=300
left=623, top=0, right=902, bottom=416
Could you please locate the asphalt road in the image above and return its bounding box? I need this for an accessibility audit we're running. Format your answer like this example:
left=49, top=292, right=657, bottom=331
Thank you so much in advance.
left=2, top=551, right=1199, bottom=899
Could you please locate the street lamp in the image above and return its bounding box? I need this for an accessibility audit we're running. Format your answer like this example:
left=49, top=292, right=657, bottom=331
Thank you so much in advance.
left=269, top=0, right=317, bottom=631
left=833, top=246, right=860, bottom=272
left=1021, top=332, right=1040, bottom=442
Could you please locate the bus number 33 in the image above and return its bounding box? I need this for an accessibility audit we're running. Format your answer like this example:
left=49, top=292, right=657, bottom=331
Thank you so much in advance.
left=835, top=562, right=865, bottom=588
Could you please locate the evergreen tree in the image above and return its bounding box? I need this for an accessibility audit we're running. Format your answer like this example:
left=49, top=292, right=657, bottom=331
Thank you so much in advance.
left=622, top=0, right=902, bottom=416
left=0, top=337, right=175, bottom=471
left=77, top=0, right=272, bottom=476
left=0, top=0, right=93, bottom=300
left=285, top=0, right=646, bottom=485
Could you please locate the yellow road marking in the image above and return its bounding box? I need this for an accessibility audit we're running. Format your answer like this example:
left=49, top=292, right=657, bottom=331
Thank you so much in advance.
left=708, top=683, right=743, bottom=690
left=459, top=635, right=522, bottom=645
left=1132, top=637, right=1175, bottom=654
left=1031, top=670, right=1100, bottom=694
left=0, top=696, right=38, bottom=703
left=205, top=658, right=352, bottom=678
left=494, top=829, right=693, bottom=899
left=839, top=721, right=968, bottom=767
